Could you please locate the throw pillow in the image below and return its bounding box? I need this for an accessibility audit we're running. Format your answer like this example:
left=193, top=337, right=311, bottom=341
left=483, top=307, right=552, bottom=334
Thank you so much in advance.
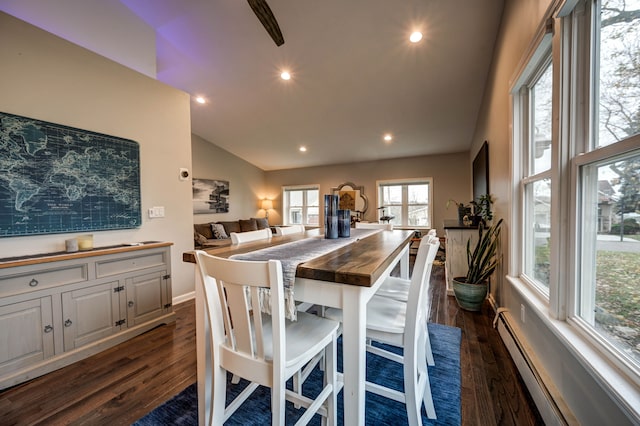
left=211, top=223, right=229, bottom=239
left=239, top=218, right=258, bottom=232
left=252, top=217, right=269, bottom=230
left=194, top=223, right=214, bottom=239
left=218, top=221, right=241, bottom=235
left=194, top=232, right=209, bottom=245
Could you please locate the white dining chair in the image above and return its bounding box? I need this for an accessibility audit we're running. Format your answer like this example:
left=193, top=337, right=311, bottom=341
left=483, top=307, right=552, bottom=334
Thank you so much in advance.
left=274, top=224, right=305, bottom=236
left=355, top=222, right=394, bottom=230
left=376, top=231, right=438, bottom=303
left=324, top=236, right=440, bottom=424
left=194, top=251, right=340, bottom=425
left=230, top=227, right=272, bottom=244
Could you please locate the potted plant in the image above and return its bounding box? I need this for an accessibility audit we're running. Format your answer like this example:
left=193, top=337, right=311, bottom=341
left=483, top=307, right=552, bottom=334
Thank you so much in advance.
left=447, top=199, right=472, bottom=225
left=452, top=218, right=503, bottom=311
left=470, top=194, right=494, bottom=226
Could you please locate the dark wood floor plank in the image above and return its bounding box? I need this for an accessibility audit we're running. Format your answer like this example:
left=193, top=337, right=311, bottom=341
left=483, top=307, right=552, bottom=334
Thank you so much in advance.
left=0, top=263, right=542, bottom=425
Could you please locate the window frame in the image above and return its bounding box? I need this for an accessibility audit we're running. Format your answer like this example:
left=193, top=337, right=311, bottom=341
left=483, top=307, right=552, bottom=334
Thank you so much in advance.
left=376, top=178, right=433, bottom=229
left=510, top=0, right=640, bottom=400
left=510, top=29, right=555, bottom=300
left=281, top=184, right=319, bottom=226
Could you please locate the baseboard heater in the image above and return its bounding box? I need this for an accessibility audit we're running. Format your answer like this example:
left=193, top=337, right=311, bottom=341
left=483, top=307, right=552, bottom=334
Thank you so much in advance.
left=493, top=308, right=578, bottom=426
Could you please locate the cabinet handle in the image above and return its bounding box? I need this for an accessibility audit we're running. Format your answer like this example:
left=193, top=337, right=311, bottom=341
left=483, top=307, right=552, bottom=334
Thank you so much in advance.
left=29, top=279, right=39, bottom=287
left=128, top=301, right=134, bottom=308
left=64, top=319, right=73, bottom=327
left=44, top=325, right=53, bottom=333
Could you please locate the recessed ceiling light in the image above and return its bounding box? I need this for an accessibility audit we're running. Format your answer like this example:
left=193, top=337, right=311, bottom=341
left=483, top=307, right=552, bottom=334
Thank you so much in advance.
left=280, top=71, right=291, bottom=80
left=409, top=31, right=423, bottom=43
left=384, top=134, right=393, bottom=142
left=195, top=96, right=206, bottom=104
left=299, top=146, right=307, bottom=152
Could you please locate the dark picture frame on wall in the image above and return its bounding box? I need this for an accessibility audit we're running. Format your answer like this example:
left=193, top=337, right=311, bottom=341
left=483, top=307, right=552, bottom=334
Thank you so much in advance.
left=473, top=141, right=489, bottom=202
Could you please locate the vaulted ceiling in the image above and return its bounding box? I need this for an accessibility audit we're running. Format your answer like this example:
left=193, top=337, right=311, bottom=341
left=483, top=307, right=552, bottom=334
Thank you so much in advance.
left=2, top=0, right=504, bottom=171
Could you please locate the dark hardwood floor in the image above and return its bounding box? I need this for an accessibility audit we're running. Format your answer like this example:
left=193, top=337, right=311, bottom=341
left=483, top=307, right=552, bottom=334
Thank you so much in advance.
left=0, top=260, right=543, bottom=425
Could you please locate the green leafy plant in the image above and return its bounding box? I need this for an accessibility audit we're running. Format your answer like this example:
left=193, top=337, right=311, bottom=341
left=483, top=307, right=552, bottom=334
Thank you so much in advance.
left=470, top=194, right=494, bottom=223
left=446, top=199, right=470, bottom=210
left=464, top=218, right=503, bottom=284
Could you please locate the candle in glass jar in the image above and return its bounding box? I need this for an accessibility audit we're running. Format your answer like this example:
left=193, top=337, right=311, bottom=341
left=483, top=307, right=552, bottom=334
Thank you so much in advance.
left=77, top=234, right=93, bottom=251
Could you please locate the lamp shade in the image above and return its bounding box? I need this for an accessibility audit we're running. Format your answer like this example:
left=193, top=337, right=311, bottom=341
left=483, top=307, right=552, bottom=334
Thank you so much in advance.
left=261, top=199, right=273, bottom=210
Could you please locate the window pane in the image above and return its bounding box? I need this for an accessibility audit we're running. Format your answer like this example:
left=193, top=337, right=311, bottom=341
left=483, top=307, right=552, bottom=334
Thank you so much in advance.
left=596, top=0, right=640, bottom=148
left=408, top=205, right=429, bottom=227
left=289, top=208, right=302, bottom=224
left=385, top=205, right=402, bottom=225
left=289, top=190, right=303, bottom=207
left=524, top=178, right=551, bottom=289
left=307, top=207, right=319, bottom=225
left=382, top=185, right=402, bottom=204
left=579, top=151, right=640, bottom=365
left=531, top=63, right=553, bottom=174
left=308, top=190, right=319, bottom=206
left=408, top=184, right=429, bottom=204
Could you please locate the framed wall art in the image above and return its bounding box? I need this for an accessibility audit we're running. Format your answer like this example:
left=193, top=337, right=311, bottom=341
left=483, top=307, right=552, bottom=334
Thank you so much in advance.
left=192, top=178, right=229, bottom=214
left=0, top=111, right=141, bottom=236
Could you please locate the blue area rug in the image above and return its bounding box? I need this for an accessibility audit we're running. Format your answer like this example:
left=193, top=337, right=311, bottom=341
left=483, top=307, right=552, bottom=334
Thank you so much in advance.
left=133, top=323, right=461, bottom=425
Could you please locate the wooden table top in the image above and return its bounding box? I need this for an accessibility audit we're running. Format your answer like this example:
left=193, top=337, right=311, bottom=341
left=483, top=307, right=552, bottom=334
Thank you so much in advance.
left=183, top=229, right=413, bottom=287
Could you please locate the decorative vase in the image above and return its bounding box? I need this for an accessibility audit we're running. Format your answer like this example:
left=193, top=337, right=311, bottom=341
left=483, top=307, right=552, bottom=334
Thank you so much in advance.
left=324, top=194, right=339, bottom=239
left=338, top=209, right=350, bottom=237
left=452, top=277, right=488, bottom=311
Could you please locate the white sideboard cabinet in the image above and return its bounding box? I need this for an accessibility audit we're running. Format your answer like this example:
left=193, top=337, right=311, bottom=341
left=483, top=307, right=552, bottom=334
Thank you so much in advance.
left=0, top=242, right=175, bottom=389
left=444, top=221, right=479, bottom=296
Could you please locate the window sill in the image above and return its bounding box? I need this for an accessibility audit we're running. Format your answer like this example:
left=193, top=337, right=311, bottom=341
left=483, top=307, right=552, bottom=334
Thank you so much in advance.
left=506, top=275, right=640, bottom=422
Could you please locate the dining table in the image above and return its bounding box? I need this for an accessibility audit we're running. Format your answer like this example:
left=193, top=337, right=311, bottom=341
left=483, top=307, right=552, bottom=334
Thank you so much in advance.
left=182, top=227, right=414, bottom=425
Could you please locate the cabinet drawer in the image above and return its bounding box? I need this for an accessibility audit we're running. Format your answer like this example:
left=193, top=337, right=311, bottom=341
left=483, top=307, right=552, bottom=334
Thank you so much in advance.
left=95, top=251, right=167, bottom=278
left=0, top=265, right=88, bottom=298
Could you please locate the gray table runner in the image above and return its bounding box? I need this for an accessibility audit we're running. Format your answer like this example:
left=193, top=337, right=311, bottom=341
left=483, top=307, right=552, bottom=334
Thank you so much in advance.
left=230, top=228, right=379, bottom=320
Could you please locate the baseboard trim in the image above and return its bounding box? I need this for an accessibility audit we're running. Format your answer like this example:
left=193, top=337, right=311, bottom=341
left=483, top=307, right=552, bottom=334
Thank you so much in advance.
left=494, top=309, right=578, bottom=426
left=173, top=291, right=195, bottom=305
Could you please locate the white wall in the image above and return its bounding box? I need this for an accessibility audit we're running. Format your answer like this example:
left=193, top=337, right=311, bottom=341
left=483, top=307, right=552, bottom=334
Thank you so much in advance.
left=0, top=12, right=195, bottom=299
left=265, top=152, right=470, bottom=236
left=191, top=134, right=266, bottom=225
left=0, top=0, right=156, bottom=77
left=471, top=0, right=635, bottom=423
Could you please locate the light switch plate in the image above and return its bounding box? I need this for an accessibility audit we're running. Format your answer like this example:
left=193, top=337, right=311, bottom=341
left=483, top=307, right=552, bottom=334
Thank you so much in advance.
left=148, top=206, right=165, bottom=218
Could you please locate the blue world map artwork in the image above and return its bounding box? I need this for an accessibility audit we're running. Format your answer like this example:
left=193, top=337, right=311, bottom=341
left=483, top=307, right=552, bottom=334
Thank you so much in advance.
left=0, top=111, right=141, bottom=237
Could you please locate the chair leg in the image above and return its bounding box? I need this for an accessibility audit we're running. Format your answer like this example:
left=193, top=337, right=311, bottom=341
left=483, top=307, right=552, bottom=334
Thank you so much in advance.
left=325, top=337, right=337, bottom=426
left=272, top=382, right=286, bottom=426
left=403, top=348, right=422, bottom=426
left=210, top=365, right=227, bottom=425
left=293, top=369, right=302, bottom=409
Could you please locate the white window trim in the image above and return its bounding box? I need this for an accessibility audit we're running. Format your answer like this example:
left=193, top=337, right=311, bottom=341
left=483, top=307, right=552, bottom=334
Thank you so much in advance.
left=510, top=22, right=555, bottom=306
left=376, top=177, right=433, bottom=229
left=281, top=184, right=319, bottom=226
left=508, top=0, right=640, bottom=418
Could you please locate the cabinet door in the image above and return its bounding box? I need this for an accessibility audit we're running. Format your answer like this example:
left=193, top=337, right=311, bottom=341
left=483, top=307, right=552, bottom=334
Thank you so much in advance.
left=126, top=271, right=168, bottom=327
left=445, top=229, right=480, bottom=295
left=62, top=281, right=121, bottom=351
left=0, top=297, right=54, bottom=376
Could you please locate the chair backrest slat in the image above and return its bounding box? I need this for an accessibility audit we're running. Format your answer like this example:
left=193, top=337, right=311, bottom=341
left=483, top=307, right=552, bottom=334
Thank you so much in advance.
left=195, top=253, right=285, bottom=366
left=274, top=225, right=305, bottom=236
left=405, top=236, right=440, bottom=342
left=230, top=228, right=272, bottom=244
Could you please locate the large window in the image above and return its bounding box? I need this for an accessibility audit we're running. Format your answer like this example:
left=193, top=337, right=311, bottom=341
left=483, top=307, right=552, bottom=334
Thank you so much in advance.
left=516, top=56, right=553, bottom=292
left=282, top=185, right=319, bottom=226
left=377, top=178, right=432, bottom=228
left=573, top=0, right=640, bottom=371
left=512, top=0, right=640, bottom=382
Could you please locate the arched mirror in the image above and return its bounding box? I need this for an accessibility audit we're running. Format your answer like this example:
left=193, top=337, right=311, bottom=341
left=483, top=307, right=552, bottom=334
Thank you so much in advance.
left=331, top=182, right=368, bottom=216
